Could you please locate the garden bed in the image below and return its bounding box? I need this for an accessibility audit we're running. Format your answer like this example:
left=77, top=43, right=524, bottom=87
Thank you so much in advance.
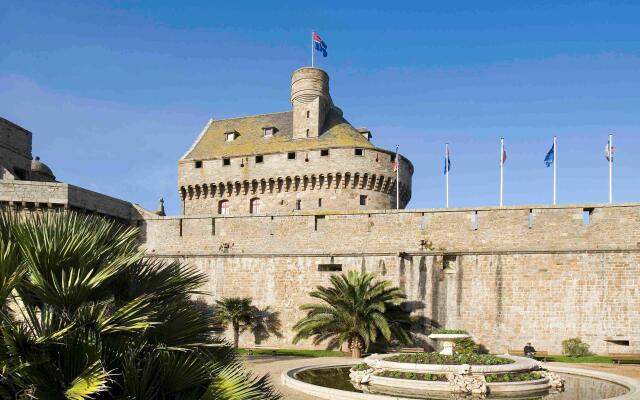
left=386, top=352, right=514, bottom=365
left=485, top=372, right=544, bottom=383
left=374, top=371, right=448, bottom=381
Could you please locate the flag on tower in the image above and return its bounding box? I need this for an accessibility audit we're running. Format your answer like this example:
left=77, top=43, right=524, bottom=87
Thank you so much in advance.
left=444, top=146, right=451, bottom=174
left=502, top=145, right=507, bottom=164
left=544, top=143, right=555, bottom=167
left=604, top=139, right=614, bottom=161
left=313, top=32, right=328, bottom=57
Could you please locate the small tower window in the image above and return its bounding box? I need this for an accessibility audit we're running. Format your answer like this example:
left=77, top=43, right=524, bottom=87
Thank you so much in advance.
left=218, top=200, right=230, bottom=216
left=318, top=198, right=323, bottom=207
left=306, top=129, right=310, bottom=137
left=355, top=148, right=364, bottom=156
left=250, top=198, right=262, bottom=214
left=360, top=195, right=368, bottom=206
left=320, top=149, right=329, bottom=157
left=255, top=155, right=264, bottom=163
left=306, top=110, right=310, bottom=118
left=288, top=152, right=296, bottom=160
left=263, top=127, right=276, bottom=137
left=194, top=160, right=202, bottom=168
left=296, top=199, right=301, bottom=210
left=222, top=158, right=231, bottom=166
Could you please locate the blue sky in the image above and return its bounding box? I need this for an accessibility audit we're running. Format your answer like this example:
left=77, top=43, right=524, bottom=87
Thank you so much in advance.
left=1, top=1, right=638, bottom=214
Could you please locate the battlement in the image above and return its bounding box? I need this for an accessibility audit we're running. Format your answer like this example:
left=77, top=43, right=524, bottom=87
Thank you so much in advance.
left=140, top=203, right=640, bottom=256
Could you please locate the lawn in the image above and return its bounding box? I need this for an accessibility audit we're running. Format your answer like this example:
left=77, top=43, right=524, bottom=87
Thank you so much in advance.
left=239, top=348, right=348, bottom=358
left=544, top=355, right=616, bottom=364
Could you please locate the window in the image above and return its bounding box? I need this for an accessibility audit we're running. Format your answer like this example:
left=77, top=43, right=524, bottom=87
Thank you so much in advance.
left=250, top=198, right=262, bottom=214
left=306, top=110, right=310, bottom=118
left=443, top=255, right=457, bottom=272
left=354, top=148, right=364, bottom=156
left=528, top=209, right=533, bottom=229
left=315, top=215, right=325, bottom=231
left=222, top=158, right=231, bottom=166
left=218, top=200, right=230, bottom=216
left=296, top=199, right=301, bottom=210
left=318, top=264, right=342, bottom=272
left=263, top=127, right=276, bottom=137
left=288, top=152, right=296, bottom=160
left=306, top=129, right=310, bottom=137
left=473, top=211, right=479, bottom=230
left=320, top=149, right=329, bottom=157
left=318, top=198, right=322, bottom=207
left=583, top=208, right=593, bottom=225
left=255, top=155, right=264, bottom=163
left=359, top=195, right=368, bottom=206
left=194, top=160, right=202, bottom=168
left=225, top=131, right=238, bottom=142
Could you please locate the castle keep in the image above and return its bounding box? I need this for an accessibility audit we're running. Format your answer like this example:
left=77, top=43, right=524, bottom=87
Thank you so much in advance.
left=179, top=68, right=412, bottom=216
left=1, top=67, right=638, bottom=355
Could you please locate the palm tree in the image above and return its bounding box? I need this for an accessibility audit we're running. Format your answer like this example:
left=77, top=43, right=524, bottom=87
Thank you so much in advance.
left=215, top=297, right=256, bottom=349
left=292, top=271, right=412, bottom=358
left=0, top=211, right=280, bottom=399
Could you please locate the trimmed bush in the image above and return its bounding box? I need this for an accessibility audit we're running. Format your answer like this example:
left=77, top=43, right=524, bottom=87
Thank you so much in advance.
left=562, top=338, right=590, bottom=357
left=485, top=372, right=544, bottom=383
left=375, top=371, right=448, bottom=381
left=455, top=337, right=480, bottom=354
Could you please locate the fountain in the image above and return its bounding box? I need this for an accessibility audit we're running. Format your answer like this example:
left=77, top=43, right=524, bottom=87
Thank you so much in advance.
left=282, top=331, right=639, bottom=399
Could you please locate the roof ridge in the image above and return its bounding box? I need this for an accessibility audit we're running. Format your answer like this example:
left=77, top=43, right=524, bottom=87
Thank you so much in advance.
left=211, top=110, right=291, bottom=123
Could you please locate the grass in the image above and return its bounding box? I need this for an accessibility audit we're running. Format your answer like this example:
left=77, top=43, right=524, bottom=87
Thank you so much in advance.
left=239, top=348, right=348, bottom=358
left=544, top=355, right=616, bottom=364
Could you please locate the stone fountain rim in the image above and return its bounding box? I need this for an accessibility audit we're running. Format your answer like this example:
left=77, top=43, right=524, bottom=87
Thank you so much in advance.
left=282, top=362, right=640, bottom=400
left=280, top=360, right=640, bottom=400
left=363, top=353, right=537, bottom=374
left=428, top=333, right=471, bottom=339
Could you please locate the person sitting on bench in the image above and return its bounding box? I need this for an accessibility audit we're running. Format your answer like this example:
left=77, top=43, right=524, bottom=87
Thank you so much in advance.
left=523, top=343, right=536, bottom=357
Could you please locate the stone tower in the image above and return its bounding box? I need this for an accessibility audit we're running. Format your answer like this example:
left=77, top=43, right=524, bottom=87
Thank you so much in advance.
left=290, top=68, right=332, bottom=139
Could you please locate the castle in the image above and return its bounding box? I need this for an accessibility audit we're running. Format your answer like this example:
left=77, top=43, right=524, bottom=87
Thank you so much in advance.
left=1, top=67, right=638, bottom=355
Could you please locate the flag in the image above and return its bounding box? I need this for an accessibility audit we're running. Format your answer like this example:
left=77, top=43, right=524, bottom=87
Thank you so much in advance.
left=502, top=146, right=507, bottom=164
left=444, top=146, right=451, bottom=174
left=313, top=32, right=328, bottom=57
left=544, top=143, right=554, bottom=167
left=393, top=146, right=400, bottom=172
left=604, top=139, right=614, bottom=162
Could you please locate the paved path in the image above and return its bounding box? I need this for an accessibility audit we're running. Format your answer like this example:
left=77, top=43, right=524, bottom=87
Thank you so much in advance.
left=244, top=356, right=353, bottom=400
left=244, top=356, right=640, bottom=400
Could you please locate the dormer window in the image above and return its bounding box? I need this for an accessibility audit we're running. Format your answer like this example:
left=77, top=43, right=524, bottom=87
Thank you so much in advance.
left=225, top=131, right=239, bottom=142
left=263, top=127, right=277, bottom=137
left=357, top=128, right=372, bottom=141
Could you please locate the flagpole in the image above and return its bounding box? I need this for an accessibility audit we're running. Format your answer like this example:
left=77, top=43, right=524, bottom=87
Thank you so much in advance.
left=445, top=142, right=449, bottom=209
left=396, top=145, right=400, bottom=210
left=553, top=136, right=557, bottom=205
left=500, top=137, right=504, bottom=207
left=311, top=31, right=314, bottom=67
left=609, top=133, right=613, bottom=204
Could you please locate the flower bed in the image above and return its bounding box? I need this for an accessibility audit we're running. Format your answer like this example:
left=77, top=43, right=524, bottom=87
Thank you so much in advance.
left=386, top=352, right=514, bottom=365
left=374, top=371, right=448, bottom=381
left=485, top=372, right=544, bottom=383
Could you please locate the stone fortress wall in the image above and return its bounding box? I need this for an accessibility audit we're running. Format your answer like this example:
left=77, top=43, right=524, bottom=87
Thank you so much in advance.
left=0, top=117, right=32, bottom=180
left=178, top=146, right=412, bottom=215
left=140, top=203, right=640, bottom=355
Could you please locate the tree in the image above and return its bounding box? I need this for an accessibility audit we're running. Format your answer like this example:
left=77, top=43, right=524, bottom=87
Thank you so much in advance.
left=292, top=271, right=412, bottom=358
left=0, top=212, right=280, bottom=400
left=215, top=297, right=256, bottom=349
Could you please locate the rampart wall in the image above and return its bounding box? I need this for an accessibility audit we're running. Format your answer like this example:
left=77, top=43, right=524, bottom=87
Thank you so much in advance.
left=140, top=204, right=640, bottom=354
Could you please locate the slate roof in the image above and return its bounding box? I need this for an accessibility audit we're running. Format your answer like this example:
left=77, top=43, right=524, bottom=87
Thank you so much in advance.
left=182, top=108, right=376, bottom=160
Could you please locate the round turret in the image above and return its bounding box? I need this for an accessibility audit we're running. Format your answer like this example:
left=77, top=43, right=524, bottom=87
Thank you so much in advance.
left=30, top=156, right=56, bottom=182
left=290, top=67, right=331, bottom=105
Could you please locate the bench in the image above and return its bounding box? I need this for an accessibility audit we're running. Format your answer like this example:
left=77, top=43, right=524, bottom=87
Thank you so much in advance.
left=245, top=345, right=278, bottom=356
left=508, top=349, right=549, bottom=361
left=609, top=353, right=640, bottom=364
left=398, top=347, right=425, bottom=353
